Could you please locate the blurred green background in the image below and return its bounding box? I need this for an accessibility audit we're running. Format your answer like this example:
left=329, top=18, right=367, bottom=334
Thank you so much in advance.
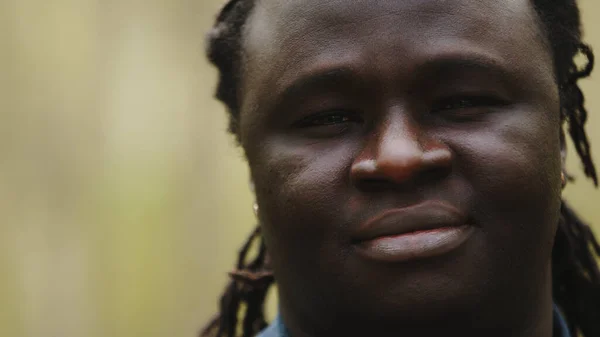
left=0, top=1, right=598, bottom=336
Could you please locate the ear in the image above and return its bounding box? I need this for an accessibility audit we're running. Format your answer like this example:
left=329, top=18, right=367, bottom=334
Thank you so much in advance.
left=560, top=129, right=566, bottom=172
left=560, top=128, right=569, bottom=188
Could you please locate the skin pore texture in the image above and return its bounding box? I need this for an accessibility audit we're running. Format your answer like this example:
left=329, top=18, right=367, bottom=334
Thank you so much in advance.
left=237, top=1, right=563, bottom=337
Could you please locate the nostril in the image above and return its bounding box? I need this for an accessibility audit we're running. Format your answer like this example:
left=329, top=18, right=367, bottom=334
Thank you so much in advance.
left=363, top=178, right=387, bottom=185
left=421, top=165, right=452, bottom=182
left=355, top=177, right=392, bottom=191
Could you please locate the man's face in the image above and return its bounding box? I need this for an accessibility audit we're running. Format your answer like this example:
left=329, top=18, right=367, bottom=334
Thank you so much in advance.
left=239, top=0, right=562, bottom=334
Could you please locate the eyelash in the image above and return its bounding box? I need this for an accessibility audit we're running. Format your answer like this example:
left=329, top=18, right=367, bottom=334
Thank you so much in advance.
left=431, top=96, right=507, bottom=114
left=293, top=110, right=363, bottom=128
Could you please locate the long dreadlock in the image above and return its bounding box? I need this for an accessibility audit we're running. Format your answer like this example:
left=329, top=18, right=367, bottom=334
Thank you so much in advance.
left=202, top=0, right=600, bottom=336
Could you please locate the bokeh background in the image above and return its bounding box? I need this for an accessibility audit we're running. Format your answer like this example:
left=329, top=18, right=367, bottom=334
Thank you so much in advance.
left=1, top=1, right=598, bottom=336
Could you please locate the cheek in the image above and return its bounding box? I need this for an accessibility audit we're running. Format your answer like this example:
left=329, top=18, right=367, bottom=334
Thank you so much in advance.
left=460, top=130, right=558, bottom=207
left=449, top=111, right=562, bottom=259
left=248, top=139, right=356, bottom=249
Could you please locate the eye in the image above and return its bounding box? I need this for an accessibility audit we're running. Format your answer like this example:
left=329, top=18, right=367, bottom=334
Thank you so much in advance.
left=431, top=96, right=507, bottom=114
left=293, top=110, right=363, bottom=128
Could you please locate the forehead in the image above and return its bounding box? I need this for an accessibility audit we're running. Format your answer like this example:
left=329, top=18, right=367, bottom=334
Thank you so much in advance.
left=245, top=0, right=542, bottom=45
left=244, top=0, right=543, bottom=58
left=240, top=0, right=551, bottom=114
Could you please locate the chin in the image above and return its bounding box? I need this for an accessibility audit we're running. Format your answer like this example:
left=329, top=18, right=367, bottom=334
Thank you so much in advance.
left=297, top=236, right=489, bottom=327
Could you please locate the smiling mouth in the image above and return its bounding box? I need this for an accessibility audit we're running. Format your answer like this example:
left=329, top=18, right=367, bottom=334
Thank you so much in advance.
left=352, top=200, right=474, bottom=262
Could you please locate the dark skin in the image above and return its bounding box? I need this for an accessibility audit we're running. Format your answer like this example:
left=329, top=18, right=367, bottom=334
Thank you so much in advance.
left=238, top=0, right=564, bottom=336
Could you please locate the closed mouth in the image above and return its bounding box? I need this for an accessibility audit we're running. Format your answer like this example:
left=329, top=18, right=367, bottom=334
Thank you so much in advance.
left=350, top=200, right=474, bottom=262
left=352, top=200, right=468, bottom=243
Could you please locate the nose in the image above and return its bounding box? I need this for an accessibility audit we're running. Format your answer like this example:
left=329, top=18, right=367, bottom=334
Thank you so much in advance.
left=350, top=113, right=452, bottom=185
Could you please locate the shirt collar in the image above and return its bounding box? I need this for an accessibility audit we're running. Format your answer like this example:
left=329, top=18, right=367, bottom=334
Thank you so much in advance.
left=553, top=304, right=572, bottom=337
left=256, top=314, right=287, bottom=337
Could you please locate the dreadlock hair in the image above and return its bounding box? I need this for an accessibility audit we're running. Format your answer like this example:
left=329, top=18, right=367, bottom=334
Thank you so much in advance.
left=202, top=1, right=600, bottom=336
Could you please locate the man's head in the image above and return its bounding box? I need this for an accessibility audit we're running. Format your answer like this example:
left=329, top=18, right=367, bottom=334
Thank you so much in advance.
left=203, top=1, right=599, bottom=337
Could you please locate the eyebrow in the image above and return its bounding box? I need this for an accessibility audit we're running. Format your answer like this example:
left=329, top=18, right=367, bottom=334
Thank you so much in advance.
left=273, top=53, right=518, bottom=106
left=416, top=54, right=517, bottom=85
left=273, top=67, right=364, bottom=106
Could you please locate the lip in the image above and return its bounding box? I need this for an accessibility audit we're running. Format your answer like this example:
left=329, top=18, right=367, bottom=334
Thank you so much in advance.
left=352, top=200, right=473, bottom=262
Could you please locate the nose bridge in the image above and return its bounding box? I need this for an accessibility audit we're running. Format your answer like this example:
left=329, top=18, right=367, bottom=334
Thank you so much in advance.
left=351, top=106, right=452, bottom=185
left=376, top=112, right=422, bottom=165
